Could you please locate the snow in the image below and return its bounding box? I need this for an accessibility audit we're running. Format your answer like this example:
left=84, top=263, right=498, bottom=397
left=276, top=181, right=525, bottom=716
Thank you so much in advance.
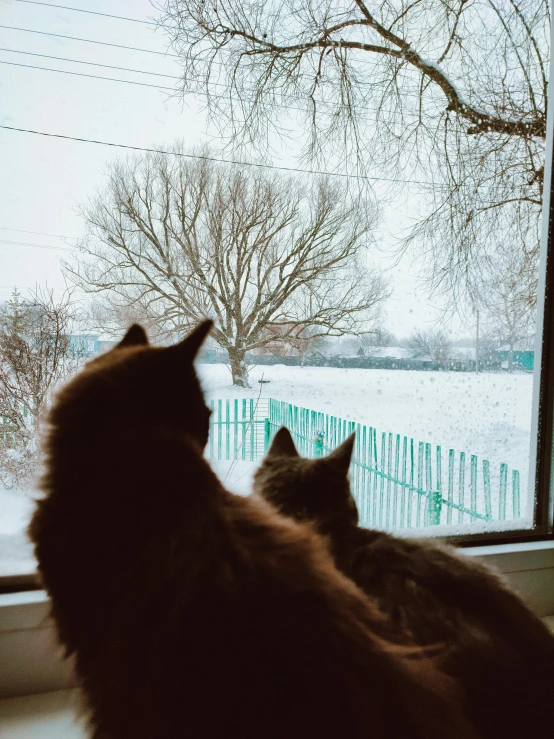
left=366, top=346, right=411, bottom=359
left=211, top=460, right=254, bottom=497
left=0, top=364, right=535, bottom=574
left=198, top=364, right=533, bottom=478
left=0, top=486, right=38, bottom=576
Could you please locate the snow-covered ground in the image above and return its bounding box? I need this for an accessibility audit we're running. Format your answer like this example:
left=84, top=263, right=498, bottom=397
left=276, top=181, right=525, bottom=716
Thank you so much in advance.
left=199, top=364, right=534, bottom=477
left=0, top=487, right=38, bottom=576
left=0, top=365, right=535, bottom=574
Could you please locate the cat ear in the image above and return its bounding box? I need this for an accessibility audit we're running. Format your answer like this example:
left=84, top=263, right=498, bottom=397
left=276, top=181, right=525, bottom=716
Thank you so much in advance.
left=266, top=427, right=299, bottom=458
left=326, top=433, right=355, bottom=474
left=116, top=324, right=149, bottom=349
left=170, top=320, right=213, bottom=360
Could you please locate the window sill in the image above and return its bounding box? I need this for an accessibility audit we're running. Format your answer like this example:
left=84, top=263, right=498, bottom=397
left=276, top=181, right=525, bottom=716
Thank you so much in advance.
left=0, top=539, right=552, bottom=700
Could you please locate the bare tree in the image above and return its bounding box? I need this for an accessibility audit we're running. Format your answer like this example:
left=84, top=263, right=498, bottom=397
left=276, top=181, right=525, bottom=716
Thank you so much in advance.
left=405, top=329, right=453, bottom=364
left=0, top=288, right=82, bottom=486
left=66, top=147, right=388, bottom=387
left=360, top=328, right=397, bottom=349
left=481, top=247, right=535, bottom=372
left=85, top=297, right=168, bottom=345
left=158, top=0, right=548, bottom=309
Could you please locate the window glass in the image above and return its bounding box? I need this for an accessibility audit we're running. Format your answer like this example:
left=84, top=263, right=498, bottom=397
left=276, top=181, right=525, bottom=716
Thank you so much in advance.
left=0, top=0, right=551, bottom=577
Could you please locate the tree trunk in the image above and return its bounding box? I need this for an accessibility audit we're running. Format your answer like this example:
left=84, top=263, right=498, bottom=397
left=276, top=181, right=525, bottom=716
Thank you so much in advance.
left=508, top=344, right=514, bottom=373
left=228, top=347, right=249, bottom=387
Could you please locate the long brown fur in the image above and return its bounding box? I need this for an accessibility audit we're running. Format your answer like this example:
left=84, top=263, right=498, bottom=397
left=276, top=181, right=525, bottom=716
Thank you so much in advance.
left=29, top=324, right=476, bottom=739
left=254, top=427, right=554, bottom=739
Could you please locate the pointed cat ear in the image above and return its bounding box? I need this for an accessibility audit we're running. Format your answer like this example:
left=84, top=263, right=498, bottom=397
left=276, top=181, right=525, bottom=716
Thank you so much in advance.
left=266, top=427, right=299, bottom=458
left=325, top=433, right=355, bottom=474
left=116, top=324, right=149, bottom=349
left=169, top=320, right=213, bottom=360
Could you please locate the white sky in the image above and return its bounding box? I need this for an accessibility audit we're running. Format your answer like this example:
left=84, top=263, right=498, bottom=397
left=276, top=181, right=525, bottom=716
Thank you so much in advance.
left=0, top=0, right=467, bottom=339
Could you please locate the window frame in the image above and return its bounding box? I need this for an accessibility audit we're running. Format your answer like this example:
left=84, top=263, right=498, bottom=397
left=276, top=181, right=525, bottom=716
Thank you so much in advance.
left=1, top=27, right=554, bottom=593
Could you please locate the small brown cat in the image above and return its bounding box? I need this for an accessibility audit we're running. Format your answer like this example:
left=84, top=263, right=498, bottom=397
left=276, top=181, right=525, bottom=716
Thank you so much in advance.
left=29, top=323, right=475, bottom=739
left=254, top=426, right=554, bottom=739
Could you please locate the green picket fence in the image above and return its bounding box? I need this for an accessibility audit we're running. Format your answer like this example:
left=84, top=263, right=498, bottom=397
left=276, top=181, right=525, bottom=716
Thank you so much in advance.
left=207, top=398, right=270, bottom=462
left=1, top=397, right=521, bottom=528
left=206, top=397, right=521, bottom=529
left=265, top=399, right=521, bottom=528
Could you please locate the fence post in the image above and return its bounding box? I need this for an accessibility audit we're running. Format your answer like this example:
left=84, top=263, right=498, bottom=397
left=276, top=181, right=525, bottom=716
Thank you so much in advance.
left=428, top=489, right=443, bottom=526
left=264, top=417, right=271, bottom=452
left=314, top=430, right=325, bottom=457
left=512, top=470, right=521, bottom=518
left=499, top=463, right=508, bottom=520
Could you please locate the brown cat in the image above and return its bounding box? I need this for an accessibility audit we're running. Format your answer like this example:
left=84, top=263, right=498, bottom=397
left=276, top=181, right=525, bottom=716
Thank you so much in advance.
left=254, top=426, right=554, bottom=739
left=29, top=323, right=475, bottom=739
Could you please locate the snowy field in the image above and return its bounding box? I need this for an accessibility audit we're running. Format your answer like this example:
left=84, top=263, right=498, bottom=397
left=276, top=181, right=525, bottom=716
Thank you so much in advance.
left=199, top=364, right=534, bottom=477
left=0, top=365, right=535, bottom=574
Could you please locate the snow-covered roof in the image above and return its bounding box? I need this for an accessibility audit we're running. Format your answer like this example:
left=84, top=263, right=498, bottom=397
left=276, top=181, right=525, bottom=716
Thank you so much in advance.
left=497, top=336, right=535, bottom=352
left=366, top=346, right=411, bottom=360
left=97, top=335, right=118, bottom=343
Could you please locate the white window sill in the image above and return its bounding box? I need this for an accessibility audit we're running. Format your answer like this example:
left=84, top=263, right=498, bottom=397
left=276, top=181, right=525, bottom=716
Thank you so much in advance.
left=0, top=539, right=552, bottom=705
left=0, top=689, right=86, bottom=739
left=3, top=612, right=554, bottom=739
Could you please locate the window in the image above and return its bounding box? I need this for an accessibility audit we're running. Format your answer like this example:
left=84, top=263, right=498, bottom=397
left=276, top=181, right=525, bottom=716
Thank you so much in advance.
left=1, top=0, right=553, bottom=585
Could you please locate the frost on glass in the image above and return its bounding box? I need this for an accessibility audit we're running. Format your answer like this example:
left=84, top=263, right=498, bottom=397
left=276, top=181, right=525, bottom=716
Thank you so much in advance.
left=0, top=0, right=550, bottom=574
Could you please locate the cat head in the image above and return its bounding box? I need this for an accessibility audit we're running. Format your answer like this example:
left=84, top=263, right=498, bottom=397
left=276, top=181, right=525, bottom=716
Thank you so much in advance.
left=253, top=427, right=359, bottom=532
left=48, top=320, right=213, bottom=452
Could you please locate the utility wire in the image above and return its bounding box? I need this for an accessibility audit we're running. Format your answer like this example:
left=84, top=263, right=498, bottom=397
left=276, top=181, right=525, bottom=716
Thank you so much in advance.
left=0, top=54, right=433, bottom=114
left=11, top=0, right=153, bottom=25
left=0, top=226, right=78, bottom=240
left=0, top=125, right=436, bottom=185
left=0, top=48, right=179, bottom=78
left=0, top=59, right=312, bottom=114
left=0, top=25, right=179, bottom=57
left=0, top=27, right=433, bottom=103
left=0, top=60, right=176, bottom=90
left=0, top=238, right=73, bottom=251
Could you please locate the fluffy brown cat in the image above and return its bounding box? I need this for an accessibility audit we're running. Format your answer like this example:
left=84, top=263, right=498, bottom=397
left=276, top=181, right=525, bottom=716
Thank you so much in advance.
left=29, top=323, right=475, bottom=739
left=254, top=426, right=554, bottom=739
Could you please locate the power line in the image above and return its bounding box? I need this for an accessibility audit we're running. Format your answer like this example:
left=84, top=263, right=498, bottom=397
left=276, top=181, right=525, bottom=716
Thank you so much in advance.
left=0, top=60, right=176, bottom=90
left=0, top=48, right=179, bottom=79
left=0, top=59, right=311, bottom=114
left=11, top=0, right=152, bottom=25
left=0, top=239, right=73, bottom=251
left=0, top=49, right=335, bottom=111
left=0, top=54, right=433, bottom=116
left=0, top=59, right=320, bottom=114
left=0, top=25, right=179, bottom=57
left=0, top=27, right=432, bottom=107
left=0, top=226, right=78, bottom=240
left=0, top=125, right=435, bottom=185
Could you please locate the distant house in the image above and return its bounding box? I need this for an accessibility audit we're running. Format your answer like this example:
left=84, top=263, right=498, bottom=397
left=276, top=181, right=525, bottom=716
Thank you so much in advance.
left=68, top=334, right=99, bottom=358
left=365, top=346, right=412, bottom=360
left=496, top=337, right=535, bottom=371
left=68, top=334, right=118, bottom=358
left=97, top=335, right=119, bottom=354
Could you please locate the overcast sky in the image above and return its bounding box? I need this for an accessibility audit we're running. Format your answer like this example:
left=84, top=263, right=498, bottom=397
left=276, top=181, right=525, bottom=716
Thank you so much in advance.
left=0, top=0, right=464, bottom=339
